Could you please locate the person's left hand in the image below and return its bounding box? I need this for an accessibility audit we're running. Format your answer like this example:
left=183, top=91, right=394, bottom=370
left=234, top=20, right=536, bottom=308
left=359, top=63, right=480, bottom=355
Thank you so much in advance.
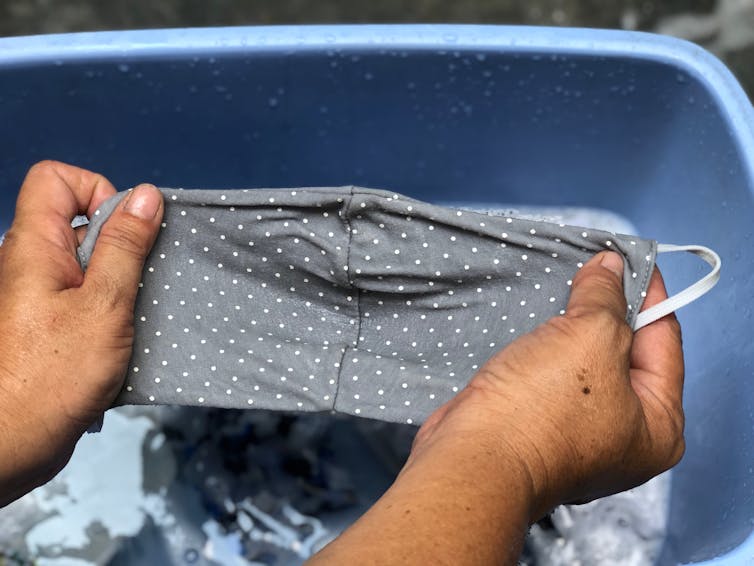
left=0, top=161, right=163, bottom=506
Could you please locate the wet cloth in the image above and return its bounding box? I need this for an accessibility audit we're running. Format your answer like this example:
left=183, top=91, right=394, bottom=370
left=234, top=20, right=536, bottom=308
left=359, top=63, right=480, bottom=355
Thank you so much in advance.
left=77, top=187, right=719, bottom=425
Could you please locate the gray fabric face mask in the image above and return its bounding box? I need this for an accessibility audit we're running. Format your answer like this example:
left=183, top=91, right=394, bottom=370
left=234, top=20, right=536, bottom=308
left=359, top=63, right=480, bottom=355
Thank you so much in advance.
left=77, top=187, right=720, bottom=426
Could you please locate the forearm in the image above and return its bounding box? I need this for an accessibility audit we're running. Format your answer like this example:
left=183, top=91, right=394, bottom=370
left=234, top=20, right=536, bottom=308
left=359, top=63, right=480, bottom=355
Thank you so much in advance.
left=307, top=425, right=536, bottom=566
left=0, top=410, right=37, bottom=507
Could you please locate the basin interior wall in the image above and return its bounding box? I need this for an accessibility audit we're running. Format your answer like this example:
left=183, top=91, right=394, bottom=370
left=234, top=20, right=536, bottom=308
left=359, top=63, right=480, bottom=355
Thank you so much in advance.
left=0, top=26, right=752, bottom=564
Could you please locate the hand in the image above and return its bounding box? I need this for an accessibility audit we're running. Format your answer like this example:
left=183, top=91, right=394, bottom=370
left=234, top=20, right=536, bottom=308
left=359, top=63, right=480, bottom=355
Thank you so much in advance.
left=0, top=161, right=163, bottom=507
left=412, top=250, right=685, bottom=518
left=309, top=251, right=685, bottom=565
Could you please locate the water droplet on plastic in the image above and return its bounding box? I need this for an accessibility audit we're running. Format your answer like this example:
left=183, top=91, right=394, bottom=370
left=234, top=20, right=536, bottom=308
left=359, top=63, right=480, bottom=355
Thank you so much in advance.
left=475, top=53, right=486, bottom=62
left=268, top=97, right=278, bottom=108
left=676, top=73, right=687, bottom=84
left=118, top=63, right=130, bottom=73
left=364, top=72, right=374, bottom=81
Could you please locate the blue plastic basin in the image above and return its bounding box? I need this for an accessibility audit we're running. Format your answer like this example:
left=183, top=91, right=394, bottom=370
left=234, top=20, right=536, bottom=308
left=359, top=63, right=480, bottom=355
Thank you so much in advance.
left=0, top=25, right=752, bottom=564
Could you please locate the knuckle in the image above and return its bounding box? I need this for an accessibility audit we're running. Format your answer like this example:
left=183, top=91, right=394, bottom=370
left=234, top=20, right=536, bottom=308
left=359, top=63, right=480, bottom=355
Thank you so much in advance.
left=670, top=435, right=686, bottom=467
left=661, top=432, right=686, bottom=471
left=471, top=366, right=509, bottom=390
left=30, top=159, right=59, bottom=174
left=571, top=263, right=598, bottom=286
left=547, top=314, right=581, bottom=341
left=95, top=173, right=109, bottom=188
left=89, top=171, right=109, bottom=192
left=591, top=307, right=626, bottom=333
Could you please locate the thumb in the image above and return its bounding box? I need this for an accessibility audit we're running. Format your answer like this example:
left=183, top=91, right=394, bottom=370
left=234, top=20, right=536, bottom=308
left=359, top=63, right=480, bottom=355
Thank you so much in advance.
left=566, top=251, right=628, bottom=323
left=82, top=184, right=164, bottom=308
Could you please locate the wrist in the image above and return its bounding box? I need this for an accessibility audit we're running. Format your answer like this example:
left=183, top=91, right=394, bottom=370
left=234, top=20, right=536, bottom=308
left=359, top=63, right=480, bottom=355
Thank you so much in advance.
left=409, top=384, right=561, bottom=522
left=0, top=385, right=71, bottom=507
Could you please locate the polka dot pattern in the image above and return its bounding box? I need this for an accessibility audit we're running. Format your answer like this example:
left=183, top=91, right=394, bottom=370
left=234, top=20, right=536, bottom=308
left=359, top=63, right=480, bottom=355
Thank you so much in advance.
left=78, top=187, right=656, bottom=425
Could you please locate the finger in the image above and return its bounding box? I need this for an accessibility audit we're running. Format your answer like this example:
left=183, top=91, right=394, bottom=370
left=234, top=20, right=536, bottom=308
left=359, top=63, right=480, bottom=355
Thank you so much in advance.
left=566, top=251, right=628, bottom=324
left=630, top=267, right=684, bottom=403
left=4, top=161, right=117, bottom=288
left=14, top=160, right=116, bottom=235
left=82, top=184, right=164, bottom=309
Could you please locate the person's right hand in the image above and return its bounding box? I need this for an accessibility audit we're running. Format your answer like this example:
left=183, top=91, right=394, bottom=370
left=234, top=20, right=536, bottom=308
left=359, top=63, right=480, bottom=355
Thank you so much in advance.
left=411, top=251, right=685, bottom=519
left=309, top=251, right=685, bottom=565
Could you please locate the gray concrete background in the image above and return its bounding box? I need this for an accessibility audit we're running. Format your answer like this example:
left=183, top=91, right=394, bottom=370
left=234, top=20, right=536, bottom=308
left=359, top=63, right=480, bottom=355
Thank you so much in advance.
left=1, top=0, right=753, bottom=97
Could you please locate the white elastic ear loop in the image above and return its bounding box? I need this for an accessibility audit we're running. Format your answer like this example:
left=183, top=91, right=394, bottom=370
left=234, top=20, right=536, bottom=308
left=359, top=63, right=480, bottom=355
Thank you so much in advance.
left=633, top=244, right=721, bottom=331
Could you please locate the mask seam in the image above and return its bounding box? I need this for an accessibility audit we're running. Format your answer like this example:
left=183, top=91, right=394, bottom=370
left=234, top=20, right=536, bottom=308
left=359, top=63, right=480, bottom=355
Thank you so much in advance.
left=630, top=240, right=657, bottom=328
left=331, top=186, right=360, bottom=412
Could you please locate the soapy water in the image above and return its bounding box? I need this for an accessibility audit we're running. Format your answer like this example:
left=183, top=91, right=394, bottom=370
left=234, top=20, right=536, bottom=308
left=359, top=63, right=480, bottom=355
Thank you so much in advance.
left=525, top=474, right=670, bottom=566
left=0, top=204, right=669, bottom=565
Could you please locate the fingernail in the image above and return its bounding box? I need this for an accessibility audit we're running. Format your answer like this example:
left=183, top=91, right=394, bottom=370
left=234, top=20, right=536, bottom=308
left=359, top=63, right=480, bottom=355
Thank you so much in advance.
left=600, top=251, right=624, bottom=279
left=124, top=184, right=160, bottom=219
